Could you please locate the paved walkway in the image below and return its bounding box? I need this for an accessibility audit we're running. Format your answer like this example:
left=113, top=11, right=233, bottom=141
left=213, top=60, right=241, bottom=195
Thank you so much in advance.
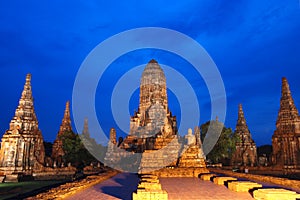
left=68, top=173, right=256, bottom=200
left=160, top=177, right=254, bottom=200
left=67, top=173, right=139, bottom=200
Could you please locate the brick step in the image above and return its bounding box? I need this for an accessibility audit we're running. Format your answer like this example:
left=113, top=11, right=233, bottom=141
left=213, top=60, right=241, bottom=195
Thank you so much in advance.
left=200, top=173, right=217, bottom=181
left=228, top=181, right=262, bottom=192
left=253, top=188, right=300, bottom=200
left=213, top=176, right=237, bottom=185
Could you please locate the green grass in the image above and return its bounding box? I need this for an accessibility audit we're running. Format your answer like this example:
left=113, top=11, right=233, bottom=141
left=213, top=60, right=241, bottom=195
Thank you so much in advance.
left=0, top=180, right=65, bottom=200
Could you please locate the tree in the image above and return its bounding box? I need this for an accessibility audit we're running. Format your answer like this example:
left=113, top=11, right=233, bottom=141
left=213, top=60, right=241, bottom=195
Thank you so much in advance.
left=59, top=131, right=100, bottom=169
left=43, top=141, right=53, bottom=157
left=200, top=120, right=238, bottom=165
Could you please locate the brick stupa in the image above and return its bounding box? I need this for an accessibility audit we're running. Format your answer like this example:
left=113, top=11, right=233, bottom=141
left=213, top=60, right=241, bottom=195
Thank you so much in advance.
left=231, top=104, right=257, bottom=167
left=105, top=60, right=208, bottom=176
left=0, top=74, right=45, bottom=180
left=52, top=101, right=73, bottom=166
left=272, top=78, right=300, bottom=172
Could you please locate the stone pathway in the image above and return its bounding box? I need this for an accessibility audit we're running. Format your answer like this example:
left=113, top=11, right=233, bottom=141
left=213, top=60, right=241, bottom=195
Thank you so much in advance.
left=68, top=173, right=256, bottom=200
left=67, top=173, right=139, bottom=200
left=160, top=177, right=254, bottom=200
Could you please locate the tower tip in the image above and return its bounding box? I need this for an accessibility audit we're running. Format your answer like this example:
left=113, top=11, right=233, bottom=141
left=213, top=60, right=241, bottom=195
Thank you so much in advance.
left=26, top=73, right=31, bottom=84
left=149, top=59, right=158, bottom=63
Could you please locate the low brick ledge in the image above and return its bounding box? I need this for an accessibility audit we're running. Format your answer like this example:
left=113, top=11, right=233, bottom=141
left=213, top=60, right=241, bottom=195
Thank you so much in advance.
left=25, top=170, right=119, bottom=200
left=209, top=168, right=300, bottom=191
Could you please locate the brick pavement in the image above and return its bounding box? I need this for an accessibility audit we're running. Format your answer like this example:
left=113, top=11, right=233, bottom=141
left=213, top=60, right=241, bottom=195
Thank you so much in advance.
left=160, top=177, right=254, bottom=200
left=67, top=173, right=139, bottom=200
left=68, top=173, right=255, bottom=200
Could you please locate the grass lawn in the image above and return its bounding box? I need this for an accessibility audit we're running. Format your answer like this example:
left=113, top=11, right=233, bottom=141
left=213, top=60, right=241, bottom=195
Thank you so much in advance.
left=0, top=180, right=65, bottom=200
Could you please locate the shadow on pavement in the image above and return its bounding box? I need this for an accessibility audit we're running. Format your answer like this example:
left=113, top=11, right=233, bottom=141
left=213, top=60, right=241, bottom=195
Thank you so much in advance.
left=99, top=173, right=139, bottom=200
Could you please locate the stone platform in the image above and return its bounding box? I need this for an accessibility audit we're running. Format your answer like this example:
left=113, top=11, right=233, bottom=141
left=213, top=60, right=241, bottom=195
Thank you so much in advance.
left=213, top=176, right=237, bottom=185
left=253, top=188, right=300, bottom=200
left=150, top=167, right=209, bottom=177
left=228, top=181, right=262, bottom=192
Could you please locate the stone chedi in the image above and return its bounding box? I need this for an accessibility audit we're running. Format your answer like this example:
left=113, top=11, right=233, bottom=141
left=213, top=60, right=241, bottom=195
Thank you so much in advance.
left=105, top=59, right=207, bottom=176
left=272, top=78, right=300, bottom=170
left=231, top=104, right=257, bottom=167
left=122, top=59, right=178, bottom=152
left=80, top=118, right=97, bottom=150
left=52, top=101, right=73, bottom=165
left=0, top=74, right=45, bottom=176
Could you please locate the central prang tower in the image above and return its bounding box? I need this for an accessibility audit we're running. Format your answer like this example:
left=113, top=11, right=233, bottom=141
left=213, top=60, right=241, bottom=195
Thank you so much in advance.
left=105, top=59, right=207, bottom=175
left=139, top=59, right=168, bottom=120
left=123, top=59, right=177, bottom=151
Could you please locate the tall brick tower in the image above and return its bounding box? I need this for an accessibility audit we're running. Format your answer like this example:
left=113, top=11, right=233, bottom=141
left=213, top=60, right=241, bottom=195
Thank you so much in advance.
left=52, top=101, right=73, bottom=165
left=129, top=59, right=177, bottom=137
left=231, top=104, right=257, bottom=166
left=272, top=78, right=300, bottom=171
left=0, top=74, right=45, bottom=176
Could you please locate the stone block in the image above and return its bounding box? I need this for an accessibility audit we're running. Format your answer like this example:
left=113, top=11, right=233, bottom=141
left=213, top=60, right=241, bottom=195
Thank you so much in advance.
left=228, top=181, right=262, bottom=192
left=253, top=188, right=300, bottom=200
left=200, top=173, right=216, bottom=181
left=141, top=178, right=160, bottom=183
left=213, top=177, right=237, bottom=185
left=133, top=188, right=168, bottom=200
left=138, top=182, right=162, bottom=190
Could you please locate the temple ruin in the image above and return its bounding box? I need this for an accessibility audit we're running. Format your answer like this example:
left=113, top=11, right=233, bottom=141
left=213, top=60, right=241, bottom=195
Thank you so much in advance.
left=0, top=74, right=75, bottom=182
left=272, top=77, right=300, bottom=173
left=0, top=74, right=45, bottom=180
left=52, top=101, right=73, bottom=166
left=104, top=59, right=207, bottom=176
left=231, top=104, right=257, bottom=167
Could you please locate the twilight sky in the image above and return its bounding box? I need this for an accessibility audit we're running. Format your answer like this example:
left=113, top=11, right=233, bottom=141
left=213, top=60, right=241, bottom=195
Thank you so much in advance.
left=0, top=0, right=300, bottom=146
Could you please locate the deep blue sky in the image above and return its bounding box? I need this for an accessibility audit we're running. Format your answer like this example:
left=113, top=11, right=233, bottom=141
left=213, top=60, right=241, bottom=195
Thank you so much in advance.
left=0, top=1, right=300, bottom=146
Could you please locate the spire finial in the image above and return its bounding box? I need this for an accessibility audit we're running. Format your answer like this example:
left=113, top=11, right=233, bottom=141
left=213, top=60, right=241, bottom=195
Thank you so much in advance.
left=65, top=101, right=70, bottom=117
left=20, top=73, right=33, bottom=100
left=238, top=104, right=245, bottom=118
left=82, top=118, right=90, bottom=137
left=237, top=104, right=247, bottom=128
left=109, top=128, right=117, bottom=145
left=149, top=59, right=158, bottom=63
left=58, top=101, right=72, bottom=135
left=25, top=73, right=31, bottom=85
left=275, top=77, right=299, bottom=129
left=282, top=77, right=291, bottom=97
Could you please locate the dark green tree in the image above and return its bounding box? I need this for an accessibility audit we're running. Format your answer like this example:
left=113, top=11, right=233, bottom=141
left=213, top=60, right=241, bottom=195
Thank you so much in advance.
left=200, top=120, right=238, bottom=165
left=43, top=141, right=53, bottom=157
left=59, top=131, right=101, bottom=169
